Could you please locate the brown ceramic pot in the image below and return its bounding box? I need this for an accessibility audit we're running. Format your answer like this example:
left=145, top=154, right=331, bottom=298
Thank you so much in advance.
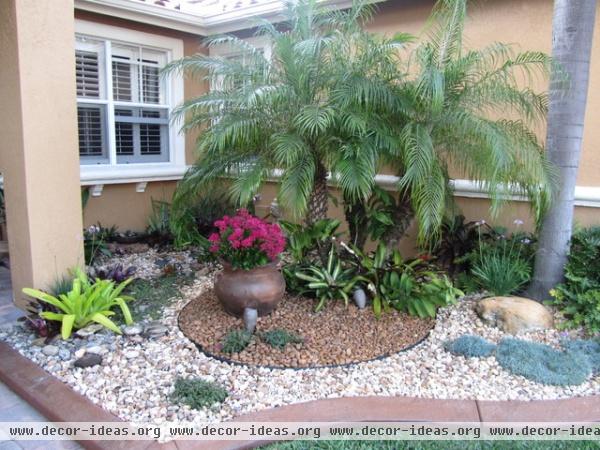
left=214, top=262, right=286, bottom=317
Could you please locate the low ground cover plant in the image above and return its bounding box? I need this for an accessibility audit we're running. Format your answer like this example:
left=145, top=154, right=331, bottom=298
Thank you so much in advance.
left=221, top=329, right=253, bottom=354
left=495, top=338, right=591, bottom=386
left=125, top=272, right=193, bottom=321
left=90, top=264, right=136, bottom=284
left=22, top=268, right=134, bottom=339
left=170, top=377, right=228, bottom=410
left=549, top=226, right=600, bottom=333
left=444, top=335, right=496, bottom=358
left=444, top=334, right=596, bottom=386
left=261, top=329, right=303, bottom=350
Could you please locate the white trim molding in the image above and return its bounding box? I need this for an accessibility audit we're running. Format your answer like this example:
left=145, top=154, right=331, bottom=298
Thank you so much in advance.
left=374, top=175, right=600, bottom=208
left=75, top=0, right=370, bottom=35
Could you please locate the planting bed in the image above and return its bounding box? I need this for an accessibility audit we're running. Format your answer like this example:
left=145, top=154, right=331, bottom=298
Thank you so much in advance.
left=179, top=291, right=433, bottom=368
left=1, top=250, right=600, bottom=426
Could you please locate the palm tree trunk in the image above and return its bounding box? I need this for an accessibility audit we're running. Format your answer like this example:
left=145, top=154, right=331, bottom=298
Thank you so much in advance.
left=526, top=0, right=597, bottom=301
left=305, top=162, right=329, bottom=226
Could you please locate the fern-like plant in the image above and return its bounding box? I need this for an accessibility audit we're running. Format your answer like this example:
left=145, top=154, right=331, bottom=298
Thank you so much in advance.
left=389, top=0, right=557, bottom=243
left=163, top=0, right=409, bottom=226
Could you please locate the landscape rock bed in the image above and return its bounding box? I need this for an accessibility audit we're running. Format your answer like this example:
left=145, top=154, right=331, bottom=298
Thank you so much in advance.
left=1, top=250, right=599, bottom=425
left=179, top=291, right=433, bottom=368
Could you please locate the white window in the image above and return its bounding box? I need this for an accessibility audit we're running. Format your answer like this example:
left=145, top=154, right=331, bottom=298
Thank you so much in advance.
left=75, top=21, right=185, bottom=184
left=208, top=36, right=271, bottom=92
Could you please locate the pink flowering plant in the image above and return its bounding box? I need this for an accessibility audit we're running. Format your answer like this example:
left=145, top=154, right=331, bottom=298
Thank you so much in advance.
left=208, top=209, right=286, bottom=270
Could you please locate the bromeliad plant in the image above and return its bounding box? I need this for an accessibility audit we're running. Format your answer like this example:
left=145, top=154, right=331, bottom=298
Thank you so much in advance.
left=208, top=209, right=286, bottom=270
left=22, top=269, right=134, bottom=339
left=294, top=245, right=363, bottom=312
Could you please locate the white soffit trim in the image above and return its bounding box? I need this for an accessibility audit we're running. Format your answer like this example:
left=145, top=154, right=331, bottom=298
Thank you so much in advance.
left=75, top=0, right=366, bottom=35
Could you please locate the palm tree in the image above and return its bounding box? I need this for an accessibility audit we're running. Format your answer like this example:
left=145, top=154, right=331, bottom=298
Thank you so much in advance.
left=164, top=0, right=407, bottom=226
left=390, top=0, right=557, bottom=244
left=526, top=0, right=597, bottom=301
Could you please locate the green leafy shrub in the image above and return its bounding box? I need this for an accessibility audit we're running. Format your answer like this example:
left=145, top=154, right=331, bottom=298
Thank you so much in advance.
left=170, top=378, right=228, bottom=410
left=22, top=268, right=134, bottom=339
left=562, top=339, right=600, bottom=375
left=261, top=329, right=303, bottom=350
left=444, top=335, right=496, bottom=358
left=170, top=190, right=237, bottom=248
left=549, top=227, right=600, bottom=333
left=344, top=187, right=412, bottom=252
left=433, top=215, right=483, bottom=276
left=468, top=222, right=535, bottom=296
left=221, top=329, right=253, bottom=354
left=471, top=254, right=531, bottom=296
left=495, top=338, right=591, bottom=386
left=348, top=243, right=462, bottom=318
left=279, top=219, right=340, bottom=264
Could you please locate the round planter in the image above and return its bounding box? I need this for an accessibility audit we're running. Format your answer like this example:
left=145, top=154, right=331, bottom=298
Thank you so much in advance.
left=214, top=262, right=285, bottom=317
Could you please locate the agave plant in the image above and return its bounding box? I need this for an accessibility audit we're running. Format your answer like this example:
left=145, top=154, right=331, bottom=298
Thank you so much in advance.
left=389, top=0, right=557, bottom=244
left=22, top=269, right=134, bottom=339
left=164, top=0, right=409, bottom=226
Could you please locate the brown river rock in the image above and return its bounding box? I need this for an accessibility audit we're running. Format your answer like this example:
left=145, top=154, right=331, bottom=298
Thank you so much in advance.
left=178, top=290, right=434, bottom=368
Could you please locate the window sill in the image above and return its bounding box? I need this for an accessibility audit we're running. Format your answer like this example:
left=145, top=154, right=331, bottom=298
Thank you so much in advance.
left=80, top=164, right=188, bottom=186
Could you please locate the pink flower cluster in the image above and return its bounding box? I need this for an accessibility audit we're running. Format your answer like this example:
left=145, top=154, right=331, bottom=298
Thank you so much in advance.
left=208, top=209, right=286, bottom=267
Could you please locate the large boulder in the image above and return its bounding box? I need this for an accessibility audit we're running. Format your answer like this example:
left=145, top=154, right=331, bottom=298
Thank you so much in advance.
left=475, top=296, right=554, bottom=334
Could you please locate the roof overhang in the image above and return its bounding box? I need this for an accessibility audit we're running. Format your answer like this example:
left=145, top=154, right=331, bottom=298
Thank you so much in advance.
left=74, top=0, right=367, bottom=36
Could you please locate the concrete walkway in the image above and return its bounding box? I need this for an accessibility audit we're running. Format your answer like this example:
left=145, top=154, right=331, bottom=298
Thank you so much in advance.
left=0, top=266, right=82, bottom=450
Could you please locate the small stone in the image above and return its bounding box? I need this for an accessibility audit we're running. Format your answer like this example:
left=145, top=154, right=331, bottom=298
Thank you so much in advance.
left=154, top=258, right=170, bottom=268
left=74, top=353, right=102, bottom=368
left=353, top=289, right=367, bottom=309
left=32, top=337, right=47, bottom=347
left=75, top=324, right=103, bottom=338
left=123, top=325, right=142, bottom=336
left=143, top=325, right=168, bottom=338
left=42, top=345, right=59, bottom=356
left=124, top=350, right=140, bottom=359
left=58, top=349, right=71, bottom=360
left=86, top=345, right=106, bottom=355
left=75, top=348, right=86, bottom=358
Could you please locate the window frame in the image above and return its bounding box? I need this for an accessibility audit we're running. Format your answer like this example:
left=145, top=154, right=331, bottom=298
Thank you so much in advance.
left=75, top=20, right=185, bottom=185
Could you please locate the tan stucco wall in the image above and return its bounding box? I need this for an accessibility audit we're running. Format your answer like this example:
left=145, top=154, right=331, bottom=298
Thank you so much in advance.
left=80, top=0, right=600, bottom=242
left=1, top=0, right=85, bottom=306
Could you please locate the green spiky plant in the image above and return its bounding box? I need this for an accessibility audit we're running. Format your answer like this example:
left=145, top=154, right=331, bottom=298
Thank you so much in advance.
left=389, top=0, right=557, bottom=244
left=163, top=0, right=409, bottom=226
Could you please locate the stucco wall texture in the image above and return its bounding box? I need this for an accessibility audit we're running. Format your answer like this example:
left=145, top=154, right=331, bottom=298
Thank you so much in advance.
left=79, top=0, right=600, bottom=254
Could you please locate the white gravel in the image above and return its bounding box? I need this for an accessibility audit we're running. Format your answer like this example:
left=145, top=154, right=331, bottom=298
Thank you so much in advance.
left=2, top=251, right=599, bottom=425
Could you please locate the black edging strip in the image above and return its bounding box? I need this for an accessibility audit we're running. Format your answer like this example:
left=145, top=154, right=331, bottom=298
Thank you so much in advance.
left=176, top=297, right=434, bottom=371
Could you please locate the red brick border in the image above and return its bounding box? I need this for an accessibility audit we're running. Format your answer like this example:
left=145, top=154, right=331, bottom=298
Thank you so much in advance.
left=1, top=341, right=599, bottom=450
